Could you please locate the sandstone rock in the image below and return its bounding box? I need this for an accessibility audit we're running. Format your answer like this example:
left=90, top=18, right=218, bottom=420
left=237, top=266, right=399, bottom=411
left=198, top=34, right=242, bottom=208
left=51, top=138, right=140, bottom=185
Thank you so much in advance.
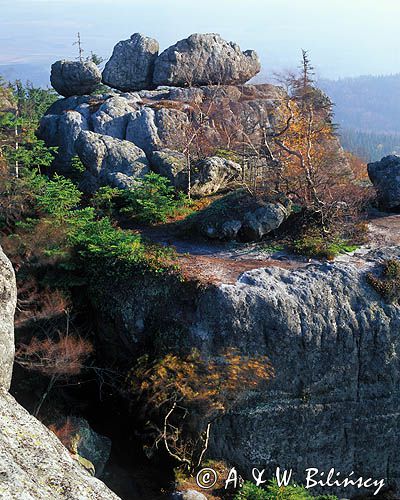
left=58, top=109, right=90, bottom=163
left=102, top=33, right=159, bottom=92
left=126, top=107, right=189, bottom=156
left=67, top=417, right=111, bottom=478
left=151, top=149, right=187, bottom=189
left=240, top=202, right=289, bottom=241
left=50, top=60, right=101, bottom=97
left=126, top=107, right=160, bottom=155
left=92, top=96, right=140, bottom=139
left=76, top=131, right=149, bottom=191
left=368, top=155, right=400, bottom=210
left=204, top=219, right=242, bottom=240
left=191, top=156, right=241, bottom=197
left=0, top=246, right=16, bottom=392
left=91, top=246, right=400, bottom=497
left=153, top=33, right=261, bottom=87
left=0, top=390, right=120, bottom=499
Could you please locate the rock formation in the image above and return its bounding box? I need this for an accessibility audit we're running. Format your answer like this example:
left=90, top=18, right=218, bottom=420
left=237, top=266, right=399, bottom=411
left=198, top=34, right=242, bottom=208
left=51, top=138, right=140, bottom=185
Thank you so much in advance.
left=0, top=245, right=120, bottom=499
left=91, top=246, right=400, bottom=497
left=368, top=155, right=400, bottom=210
left=0, top=246, right=17, bottom=391
left=38, top=84, right=291, bottom=193
left=102, top=33, right=159, bottom=92
left=153, top=33, right=261, bottom=87
left=50, top=60, right=102, bottom=97
left=75, top=130, right=150, bottom=192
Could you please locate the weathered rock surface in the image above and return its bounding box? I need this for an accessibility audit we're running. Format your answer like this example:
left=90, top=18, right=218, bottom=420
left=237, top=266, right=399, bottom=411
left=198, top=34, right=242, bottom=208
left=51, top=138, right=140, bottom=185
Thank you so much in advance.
left=240, top=202, right=289, bottom=241
left=92, top=95, right=140, bottom=139
left=191, top=156, right=241, bottom=196
left=39, top=84, right=350, bottom=194
left=153, top=33, right=260, bottom=87
left=151, top=149, right=187, bottom=189
left=50, top=60, right=101, bottom=97
left=368, top=155, right=400, bottom=210
left=67, top=417, right=112, bottom=478
left=0, top=246, right=16, bottom=392
left=102, top=33, right=159, bottom=92
left=76, top=131, right=150, bottom=192
left=91, top=246, right=400, bottom=497
left=0, top=390, right=120, bottom=499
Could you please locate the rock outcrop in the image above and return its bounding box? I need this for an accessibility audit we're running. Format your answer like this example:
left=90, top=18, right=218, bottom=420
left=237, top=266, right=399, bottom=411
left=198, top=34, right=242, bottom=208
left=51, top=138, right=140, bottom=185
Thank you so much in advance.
left=91, top=246, right=400, bottom=497
left=38, top=84, right=290, bottom=191
left=102, top=33, right=159, bottom=92
left=153, top=33, right=261, bottom=87
left=0, top=246, right=120, bottom=499
left=50, top=60, right=102, bottom=97
left=190, top=156, right=241, bottom=196
left=0, top=391, right=120, bottom=499
left=76, top=131, right=150, bottom=192
left=0, top=246, right=16, bottom=391
left=240, top=202, right=289, bottom=241
left=368, top=155, right=400, bottom=210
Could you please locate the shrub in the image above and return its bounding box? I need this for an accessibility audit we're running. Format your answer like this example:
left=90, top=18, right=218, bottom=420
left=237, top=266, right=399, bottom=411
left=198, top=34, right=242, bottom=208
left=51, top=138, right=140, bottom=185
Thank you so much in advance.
left=367, top=259, right=400, bottom=303
left=121, top=173, right=192, bottom=224
left=293, top=231, right=358, bottom=260
left=234, top=479, right=338, bottom=500
left=37, top=174, right=81, bottom=218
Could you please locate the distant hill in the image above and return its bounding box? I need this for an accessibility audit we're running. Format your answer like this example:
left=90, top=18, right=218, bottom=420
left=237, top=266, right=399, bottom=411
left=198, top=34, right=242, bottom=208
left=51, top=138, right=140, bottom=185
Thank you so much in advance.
left=319, top=74, right=400, bottom=134
left=318, top=74, right=400, bottom=161
left=0, top=63, right=50, bottom=88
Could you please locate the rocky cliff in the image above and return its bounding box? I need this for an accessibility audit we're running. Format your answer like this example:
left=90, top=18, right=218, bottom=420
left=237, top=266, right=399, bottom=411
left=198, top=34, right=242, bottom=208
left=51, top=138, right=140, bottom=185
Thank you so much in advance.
left=91, top=245, right=400, bottom=497
left=0, top=246, right=121, bottom=500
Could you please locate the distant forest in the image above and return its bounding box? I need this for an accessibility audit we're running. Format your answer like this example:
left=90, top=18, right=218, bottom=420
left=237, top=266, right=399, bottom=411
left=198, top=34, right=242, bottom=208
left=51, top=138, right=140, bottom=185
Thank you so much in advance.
left=319, top=74, right=400, bottom=161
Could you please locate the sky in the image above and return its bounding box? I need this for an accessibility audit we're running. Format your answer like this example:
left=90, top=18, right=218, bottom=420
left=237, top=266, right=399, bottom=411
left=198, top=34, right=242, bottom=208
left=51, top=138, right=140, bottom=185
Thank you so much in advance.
left=1, top=0, right=400, bottom=83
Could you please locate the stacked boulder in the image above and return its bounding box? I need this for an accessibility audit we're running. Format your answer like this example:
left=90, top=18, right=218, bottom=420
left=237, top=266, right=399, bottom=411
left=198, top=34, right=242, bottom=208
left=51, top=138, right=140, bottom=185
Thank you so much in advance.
left=50, top=33, right=260, bottom=97
left=50, top=60, right=102, bottom=97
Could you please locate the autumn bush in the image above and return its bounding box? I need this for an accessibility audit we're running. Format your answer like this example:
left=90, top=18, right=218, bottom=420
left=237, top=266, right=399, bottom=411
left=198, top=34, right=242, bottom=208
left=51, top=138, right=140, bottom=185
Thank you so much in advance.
left=127, top=348, right=274, bottom=472
left=367, top=259, right=400, bottom=303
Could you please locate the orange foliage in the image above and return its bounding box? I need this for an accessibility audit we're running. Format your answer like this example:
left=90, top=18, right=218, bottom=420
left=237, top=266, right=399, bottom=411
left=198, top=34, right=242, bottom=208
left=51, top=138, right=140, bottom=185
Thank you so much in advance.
left=16, top=331, right=93, bottom=377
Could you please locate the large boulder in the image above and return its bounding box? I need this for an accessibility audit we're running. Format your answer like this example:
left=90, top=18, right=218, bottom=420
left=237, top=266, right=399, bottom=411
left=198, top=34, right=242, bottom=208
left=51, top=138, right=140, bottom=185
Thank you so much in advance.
left=126, top=107, right=189, bottom=156
left=50, top=60, right=101, bottom=97
left=76, top=131, right=150, bottom=191
left=92, top=95, right=141, bottom=139
left=368, top=155, right=400, bottom=210
left=0, top=246, right=16, bottom=391
left=240, top=202, right=289, bottom=241
left=153, top=33, right=261, bottom=87
left=102, top=33, right=159, bottom=92
left=91, top=247, right=400, bottom=497
left=151, top=149, right=188, bottom=189
left=191, top=156, right=241, bottom=196
left=0, top=391, right=120, bottom=499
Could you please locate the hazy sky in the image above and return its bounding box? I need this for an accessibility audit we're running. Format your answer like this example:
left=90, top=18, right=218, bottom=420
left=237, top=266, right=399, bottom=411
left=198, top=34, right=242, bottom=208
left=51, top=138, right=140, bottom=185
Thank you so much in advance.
left=1, top=0, right=400, bottom=79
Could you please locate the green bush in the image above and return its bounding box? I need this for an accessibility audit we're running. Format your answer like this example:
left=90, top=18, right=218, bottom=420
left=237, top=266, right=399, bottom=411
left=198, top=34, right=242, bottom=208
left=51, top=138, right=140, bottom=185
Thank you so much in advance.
left=367, top=259, right=400, bottom=303
left=121, top=173, right=192, bottom=224
left=234, top=480, right=338, bottom=500
left=293, top=231, right=358, bottom=260
left=37, top=174, right=81, bottom=218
